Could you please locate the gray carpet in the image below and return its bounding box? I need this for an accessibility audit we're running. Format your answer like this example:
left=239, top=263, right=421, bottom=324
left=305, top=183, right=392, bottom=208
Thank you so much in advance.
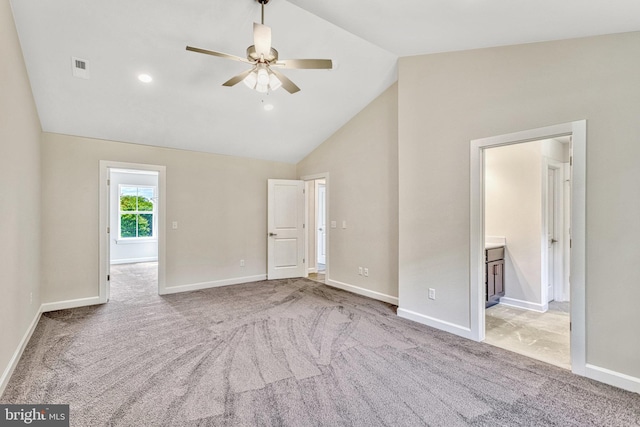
left=2, top=263, right=639, bottom=426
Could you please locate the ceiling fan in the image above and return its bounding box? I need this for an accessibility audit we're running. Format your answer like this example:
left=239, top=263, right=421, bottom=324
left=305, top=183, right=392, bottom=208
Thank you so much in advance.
left=186, top=0, right=333, bottom=94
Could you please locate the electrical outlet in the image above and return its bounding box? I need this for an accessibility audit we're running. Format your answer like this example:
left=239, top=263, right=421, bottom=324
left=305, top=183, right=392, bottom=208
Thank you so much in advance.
left=358, top=266, right=363, bottom=275
left=240, top=259, right=245, bottom=267
left=428, top=288, right=436, bottom=300
left=363, top=268, right=369, bottom=277
left=172, top=221, right=178, bottom=230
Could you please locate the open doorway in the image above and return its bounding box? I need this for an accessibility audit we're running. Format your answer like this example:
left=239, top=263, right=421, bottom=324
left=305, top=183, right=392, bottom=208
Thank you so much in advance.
left=469, top=120, right=587, bottom=376
left=99, top=161, right=166, bottom=303
left=108, top=168, right=159, bottom=301
left=302, top=174, right=329, bottom=284
left=482, top=137, right=571, bottom=369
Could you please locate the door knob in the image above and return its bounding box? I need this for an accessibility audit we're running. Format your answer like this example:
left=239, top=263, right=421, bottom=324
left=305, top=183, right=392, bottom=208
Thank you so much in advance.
left=269, top=232, right=277, bottom=237
left=551, top=239, right=558, bottom=243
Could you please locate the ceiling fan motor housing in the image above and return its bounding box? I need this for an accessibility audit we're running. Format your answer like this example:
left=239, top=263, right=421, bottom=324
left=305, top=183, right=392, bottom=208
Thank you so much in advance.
left=247, top=45, right=278, bottom=63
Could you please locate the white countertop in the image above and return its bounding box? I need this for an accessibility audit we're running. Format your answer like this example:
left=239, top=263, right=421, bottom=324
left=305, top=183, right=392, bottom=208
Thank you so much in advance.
left=485, top=242, right=505, bottom=249
left=485, top=236, right=506, bottom=250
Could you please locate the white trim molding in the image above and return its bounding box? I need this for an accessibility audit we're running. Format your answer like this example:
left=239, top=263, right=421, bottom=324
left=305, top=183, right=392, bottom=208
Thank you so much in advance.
left=499, top=297, right=548, bottom=313
left=397, top=308, right=474, bottom=340
left=585, top=364, right=640, bottom=394
left=0, top=309, right=41, bottom=397
left=41, top=296, right=103, bottom=313
left=326, top=279, right=398, bottom=305
left=470, top=120, right=586, bottom=377
left=160, top=274, right=267, bottom=295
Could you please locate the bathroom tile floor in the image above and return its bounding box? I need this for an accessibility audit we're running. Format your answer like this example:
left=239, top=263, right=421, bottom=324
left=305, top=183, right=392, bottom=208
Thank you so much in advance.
left=485, top=302, right=570, bottom=370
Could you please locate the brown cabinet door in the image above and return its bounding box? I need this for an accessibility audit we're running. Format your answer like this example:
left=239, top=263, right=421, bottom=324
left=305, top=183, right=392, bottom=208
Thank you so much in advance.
left=494, top=261, right=504, bottom=295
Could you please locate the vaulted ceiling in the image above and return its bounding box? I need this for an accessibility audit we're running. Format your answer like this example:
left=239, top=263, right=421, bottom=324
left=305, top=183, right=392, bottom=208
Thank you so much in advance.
left=10, top=0, right=640, bottom=163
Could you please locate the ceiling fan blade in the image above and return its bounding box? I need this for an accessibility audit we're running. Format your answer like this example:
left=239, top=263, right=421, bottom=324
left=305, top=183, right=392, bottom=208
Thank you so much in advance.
left=186, top=46, right=253, bottom=64
left=274, top=59, right=333, bottom=70
left=270, top=68, right=300, bottom=94
left=222, top=68, right=256, bottom=87
left=253, top=23, right=272, bottom=58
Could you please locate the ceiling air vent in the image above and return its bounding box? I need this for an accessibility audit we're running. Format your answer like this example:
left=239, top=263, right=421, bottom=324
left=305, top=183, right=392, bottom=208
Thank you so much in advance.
left=71, top=56, right=90, bottom=79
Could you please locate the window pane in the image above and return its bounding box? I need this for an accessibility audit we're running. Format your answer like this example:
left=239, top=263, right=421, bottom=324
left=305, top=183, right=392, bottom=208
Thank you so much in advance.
left=138, top=214, right=153, bottom=237
left=138, top=188, right=154, bottom=211
left=120, top=187, right=138, bottom=211
left=121, top=214, right=137, bottom=237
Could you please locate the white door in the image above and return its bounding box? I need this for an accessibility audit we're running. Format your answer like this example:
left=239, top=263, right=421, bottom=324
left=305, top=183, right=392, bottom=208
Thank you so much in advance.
left=267, top=179, right=306, bottom=279
left=316, top=183, right=326, bottom=265
left=547, top=167, right=556, bottom=303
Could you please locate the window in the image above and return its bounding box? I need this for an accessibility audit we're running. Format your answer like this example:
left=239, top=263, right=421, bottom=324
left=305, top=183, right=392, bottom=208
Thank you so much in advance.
left=119, top=185, right=156, bottom=239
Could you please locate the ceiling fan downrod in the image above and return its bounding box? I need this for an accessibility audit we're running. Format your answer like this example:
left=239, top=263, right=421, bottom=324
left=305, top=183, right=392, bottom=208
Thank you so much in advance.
left=257, top=0, right=270, bottom=25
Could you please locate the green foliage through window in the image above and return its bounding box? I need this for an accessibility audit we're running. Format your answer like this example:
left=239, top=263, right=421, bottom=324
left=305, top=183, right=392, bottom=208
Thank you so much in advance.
left=119, top=186, right=155, bottom=239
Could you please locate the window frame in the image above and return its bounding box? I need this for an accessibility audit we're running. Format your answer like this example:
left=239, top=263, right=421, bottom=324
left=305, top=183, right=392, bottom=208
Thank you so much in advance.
left=117, top=184, right=158, bottom=243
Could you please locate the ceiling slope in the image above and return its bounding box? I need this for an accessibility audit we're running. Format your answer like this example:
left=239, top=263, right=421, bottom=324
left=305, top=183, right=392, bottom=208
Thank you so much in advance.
left=10, top=0, right=640, bottom=162
left=10, top=0, right=397, bottom=163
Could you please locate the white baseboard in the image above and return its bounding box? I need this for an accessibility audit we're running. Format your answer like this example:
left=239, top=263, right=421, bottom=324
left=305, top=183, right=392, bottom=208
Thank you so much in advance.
left=110, top=257, right=158, bottom=265
left=585, top=364, right=640, bottom=394
left=41, top=296, right=103, bottom=312
left=0, top=309, right=41, bottom=397
left=499, top=297, right=548, bottom=313
left=397, top=307, right=474, bottom=340
left=161, top=274, right=267, bottom=295
left=308, top=267, right=318, bottom=274
left=325, top=279, right=398, bottom=305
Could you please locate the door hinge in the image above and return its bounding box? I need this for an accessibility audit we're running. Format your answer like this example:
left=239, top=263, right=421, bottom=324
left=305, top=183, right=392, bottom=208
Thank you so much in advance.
left=107, top=226, right=110, bottom=234
left=303, top=258, right=305, bottom=263
left=303, top=223, right=305, bottom=229
left=303, top=188, right=305, bottom=194
left=569, top=156, right=572, bottom=166
left=107, top=179, right=110, bottom=186
left=569, top=322, right=572, bottom=331
left=107, top=275, right=110, bottom=281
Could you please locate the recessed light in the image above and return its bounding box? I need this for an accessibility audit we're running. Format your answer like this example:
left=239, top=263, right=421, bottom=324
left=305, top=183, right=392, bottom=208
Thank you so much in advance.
left=138, top=74, right=153, bottom=83
left=263, top=104, right=274, bottom=111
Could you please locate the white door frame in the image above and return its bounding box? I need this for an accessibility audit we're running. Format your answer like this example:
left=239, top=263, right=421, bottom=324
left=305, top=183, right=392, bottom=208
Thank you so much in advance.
left=301, top=172, right=330, bottom=282
left=99, top=161, right=167, bottom=302
left=470, top=120, right=586, bottom=376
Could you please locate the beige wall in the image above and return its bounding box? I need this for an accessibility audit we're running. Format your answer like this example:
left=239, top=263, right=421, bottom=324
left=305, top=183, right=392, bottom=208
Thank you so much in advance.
left=0, top=2, right=42, bottom=392
left=41, top=133, right=296, bottom=302
left=297, top=83, right=399, bottom=299
left=398, top=32, right=640, bottom=378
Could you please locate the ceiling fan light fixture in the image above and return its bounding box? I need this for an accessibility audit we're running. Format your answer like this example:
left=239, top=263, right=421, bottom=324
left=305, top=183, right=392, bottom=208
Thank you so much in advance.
left=269, top=73, right=282, bottom=91
left=255, top=82, right=269, bottom=93
left=243, top=70, right=258, bottom=89
left=256, top=68, right=270, bottom=86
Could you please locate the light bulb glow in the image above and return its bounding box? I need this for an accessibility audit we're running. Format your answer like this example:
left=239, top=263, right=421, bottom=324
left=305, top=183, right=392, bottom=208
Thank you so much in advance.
left=255, top=82, right=268, bottom=93
left=138, top=74, right=153, bottom=83
left=263, top=103, right=274, bottom=111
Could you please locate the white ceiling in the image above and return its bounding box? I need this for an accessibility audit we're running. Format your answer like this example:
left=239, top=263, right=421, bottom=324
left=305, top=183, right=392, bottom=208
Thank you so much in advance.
left=10, top=0, right=640, bottom=163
